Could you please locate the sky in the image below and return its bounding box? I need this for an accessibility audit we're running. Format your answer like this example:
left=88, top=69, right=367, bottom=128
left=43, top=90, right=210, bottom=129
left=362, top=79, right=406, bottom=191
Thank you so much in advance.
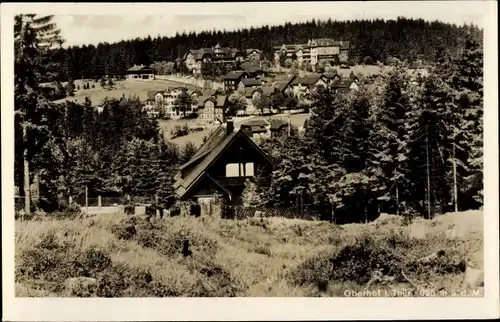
left=46, top=1, right=488, bottom=47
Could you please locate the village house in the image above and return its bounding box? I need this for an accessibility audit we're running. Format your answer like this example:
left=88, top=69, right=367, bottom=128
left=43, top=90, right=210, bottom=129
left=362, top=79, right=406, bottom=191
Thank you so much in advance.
left=322, top=72, right=342, bottom=84
left=184, top=43, right=245, bottom=75
left=239, top=61, right=265, bottom=79
left=143, top=88, right=199, bottom=119
left=238, top=77, right=261, bottom=90
left=223, top=70, right=248, bottom=92
left=272, top=75, right=296, bottom=95
left=273, top=38, right=350, bottom=67
left=126, top=64, right=155, bottom=80
left=330, top=79, right=359, bottom=94
left=245, top=49, right=263, bottom=63
left=197, top=95, right=228, bottom=125
left=173, top=120, right=276, bottom=207
left=291, top=75, right=329, bottom=98
left=239, top=118, right=294, bottom=139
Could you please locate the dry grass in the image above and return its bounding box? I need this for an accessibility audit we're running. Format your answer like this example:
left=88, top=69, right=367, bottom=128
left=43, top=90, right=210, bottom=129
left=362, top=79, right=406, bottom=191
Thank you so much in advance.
left=15, top=210, right=483, bottom=297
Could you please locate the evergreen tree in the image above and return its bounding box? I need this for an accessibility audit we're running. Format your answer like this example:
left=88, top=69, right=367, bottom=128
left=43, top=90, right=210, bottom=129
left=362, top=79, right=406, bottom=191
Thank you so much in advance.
left=66, top=78, right=75, bottom=96
left=14, top=14, right=65, bottom=214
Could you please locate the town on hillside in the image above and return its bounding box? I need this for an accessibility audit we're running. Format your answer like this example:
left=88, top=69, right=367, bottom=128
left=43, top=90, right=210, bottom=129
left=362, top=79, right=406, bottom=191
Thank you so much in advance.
left=10, top=8, right=489, bottom=303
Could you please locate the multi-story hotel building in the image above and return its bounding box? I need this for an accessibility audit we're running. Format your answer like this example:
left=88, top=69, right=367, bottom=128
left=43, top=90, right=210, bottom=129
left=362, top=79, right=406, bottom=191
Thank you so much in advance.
left=273, top=38, right=350, bottom=67
left=184, top=43, right=246, bottom=75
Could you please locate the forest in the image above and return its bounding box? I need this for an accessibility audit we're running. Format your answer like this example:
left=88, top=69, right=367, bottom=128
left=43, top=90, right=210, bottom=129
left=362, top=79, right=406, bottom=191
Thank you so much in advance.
left=44, top=17, right=482, bottom=81
left=247, top=37, right=483, bottom=221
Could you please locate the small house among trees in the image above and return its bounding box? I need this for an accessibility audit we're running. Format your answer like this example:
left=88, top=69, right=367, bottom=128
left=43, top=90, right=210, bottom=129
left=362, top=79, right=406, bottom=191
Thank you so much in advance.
left=126, top=64, right=155, bottom=80
left=173, top=120, right=276, bottom=207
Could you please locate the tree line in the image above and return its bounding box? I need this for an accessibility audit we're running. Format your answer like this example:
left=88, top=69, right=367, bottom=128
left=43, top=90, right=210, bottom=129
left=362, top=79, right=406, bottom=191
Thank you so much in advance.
left=43, top=17, right=481, bottom=82
left=248, top=36, right=483, bottom=222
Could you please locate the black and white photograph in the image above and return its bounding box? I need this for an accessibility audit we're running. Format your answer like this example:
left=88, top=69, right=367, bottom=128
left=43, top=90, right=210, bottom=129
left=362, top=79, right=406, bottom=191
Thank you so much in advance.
left=1, top=1, right=498, bottom=321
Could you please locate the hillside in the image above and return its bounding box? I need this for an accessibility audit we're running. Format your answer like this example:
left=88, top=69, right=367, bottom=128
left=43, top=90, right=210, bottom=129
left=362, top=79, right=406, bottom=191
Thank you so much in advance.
left=46, top=17, right=482, bottom=81
left=15, top=210, right=484, bottom=297
left=54, top=79, right=196, bottom=105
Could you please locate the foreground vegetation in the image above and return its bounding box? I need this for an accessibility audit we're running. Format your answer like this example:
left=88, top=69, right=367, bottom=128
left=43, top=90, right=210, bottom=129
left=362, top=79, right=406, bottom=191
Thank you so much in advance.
left=15, top=210, right=483, bottom=297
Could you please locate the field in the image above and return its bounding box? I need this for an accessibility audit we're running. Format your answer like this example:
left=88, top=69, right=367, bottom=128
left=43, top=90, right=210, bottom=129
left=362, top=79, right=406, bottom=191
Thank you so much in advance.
left=15, top=210, right=484, bottom=297
left=54, top=79, right=196, bottom=105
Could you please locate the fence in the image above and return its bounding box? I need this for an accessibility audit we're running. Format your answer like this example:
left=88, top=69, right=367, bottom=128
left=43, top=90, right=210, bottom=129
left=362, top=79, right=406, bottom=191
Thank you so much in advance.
left=222, top=204, right=320, bottom=221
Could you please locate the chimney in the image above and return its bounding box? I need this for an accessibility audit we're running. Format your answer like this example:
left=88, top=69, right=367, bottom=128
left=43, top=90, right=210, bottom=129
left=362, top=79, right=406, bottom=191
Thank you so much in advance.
left=226, top=119, right=234, bottom=135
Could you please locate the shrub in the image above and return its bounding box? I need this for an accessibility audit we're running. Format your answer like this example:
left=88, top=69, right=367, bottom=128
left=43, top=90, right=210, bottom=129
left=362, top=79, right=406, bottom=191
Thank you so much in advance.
left=289, top=231, right=468, bottom=288
left=170, top=124, right=189, bottom=139
left=254, top=245, right=272, bottom=256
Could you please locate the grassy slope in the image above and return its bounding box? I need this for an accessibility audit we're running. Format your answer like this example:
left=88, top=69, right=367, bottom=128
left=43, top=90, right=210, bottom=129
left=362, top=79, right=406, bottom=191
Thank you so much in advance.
left=54, top=79, right=196, bottom=105
left=15, top=210, right=483, bottom=297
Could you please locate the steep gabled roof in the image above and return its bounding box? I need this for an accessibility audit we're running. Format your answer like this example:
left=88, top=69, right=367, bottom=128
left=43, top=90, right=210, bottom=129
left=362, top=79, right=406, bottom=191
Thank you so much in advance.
left=261, top=86, right=277, bottom=96
left=224, top=70, right=247, bottom=81
left=197, top=95, right=215, bottom=108
left=174, top=127, right=276, bottom=199
left=244, top=87, right=260, bottom=98
left=240, top=78, right=261, bottom=87
left=216, top=95, right=228, bottom=107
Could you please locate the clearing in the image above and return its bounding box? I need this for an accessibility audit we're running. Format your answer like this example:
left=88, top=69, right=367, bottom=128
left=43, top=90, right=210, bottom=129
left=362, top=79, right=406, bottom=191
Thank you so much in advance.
left=15, top=210, right=483, bottom=297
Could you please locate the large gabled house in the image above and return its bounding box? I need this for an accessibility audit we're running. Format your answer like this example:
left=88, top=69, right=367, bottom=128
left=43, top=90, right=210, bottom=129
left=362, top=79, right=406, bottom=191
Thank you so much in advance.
left=184, top=43, right=245, bottom=75
left=173, top=120, right=276, bottom=206
left=197, top=95, right=228, bottom=125
left=223, top=70, right=248, bottom=92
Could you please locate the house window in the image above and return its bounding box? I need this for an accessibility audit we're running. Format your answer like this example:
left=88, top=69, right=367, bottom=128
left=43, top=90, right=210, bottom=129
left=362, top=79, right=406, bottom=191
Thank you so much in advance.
left=225, top=163, right=255, bottom=177
left=245, top=163, right=254, bottom=176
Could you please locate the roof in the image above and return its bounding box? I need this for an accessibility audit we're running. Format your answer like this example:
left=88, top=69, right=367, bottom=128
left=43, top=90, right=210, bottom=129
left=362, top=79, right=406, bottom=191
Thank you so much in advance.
left=240, top=61, right=263, bottom=74
left=216, top=95, right=228, bottom=107
left=336, top=87, right=351, bottom=95
left=246, top=49, right=262, bottom=55
left=127, top=65, right=152, bottom=72
left=241, top=124, right=267, bottom=133
left=242, top=119, right=269, bottom=127
left=174, top=126, right=276, bottom=199
left=331, top=80, right=353, bottom=88
left=311, top=39, right=350, bottom=49
left=240, top=78, right=261, bottom=87
left=291, top=76, right=322, bottom=86
left=146, top=90, right=166, bottom=100
left=269, top=119, right=289, bottom=131
left=261, top=86, right=277, bottom=96
left=224, top=70, right=247, bottom=81
left=185, top=47, right=243, bottom=61
left=244, top=87, right=261, bottom=98
left=197, top=95, right=214, bottom=108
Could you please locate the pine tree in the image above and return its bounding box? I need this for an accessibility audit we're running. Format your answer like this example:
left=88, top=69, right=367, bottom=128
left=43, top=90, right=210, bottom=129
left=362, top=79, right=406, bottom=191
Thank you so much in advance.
left=66, top=78, right=75, bottom=96
left=15, top=14, right=64, bottom=214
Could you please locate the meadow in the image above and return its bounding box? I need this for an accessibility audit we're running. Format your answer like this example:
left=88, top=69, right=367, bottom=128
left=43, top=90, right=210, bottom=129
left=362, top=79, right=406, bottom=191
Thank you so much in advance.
left=54, top=79, right=196, bottom=105
left=15, top=209, right=484, bottom=297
